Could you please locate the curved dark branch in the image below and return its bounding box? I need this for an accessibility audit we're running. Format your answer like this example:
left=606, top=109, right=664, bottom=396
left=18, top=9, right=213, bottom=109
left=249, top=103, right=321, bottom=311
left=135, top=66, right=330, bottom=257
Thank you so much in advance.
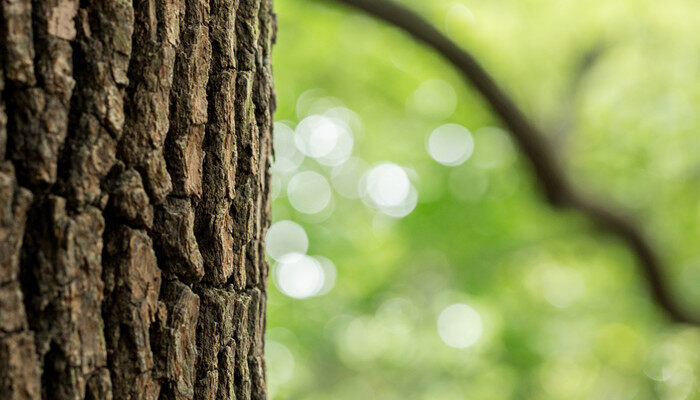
left=333, top=0, right=698, bottom=324
left=553, top=43, right=606, bottom=140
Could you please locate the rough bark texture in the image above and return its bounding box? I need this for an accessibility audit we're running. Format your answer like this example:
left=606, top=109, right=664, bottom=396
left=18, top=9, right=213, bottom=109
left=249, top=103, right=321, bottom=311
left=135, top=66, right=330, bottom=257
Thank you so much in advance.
left=0, top=0, right=275, bottom=397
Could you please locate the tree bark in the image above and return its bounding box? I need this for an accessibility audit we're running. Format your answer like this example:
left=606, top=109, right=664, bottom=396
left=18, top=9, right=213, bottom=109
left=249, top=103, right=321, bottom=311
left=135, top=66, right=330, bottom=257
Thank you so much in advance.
left=0, top=0, right=275, bottom=398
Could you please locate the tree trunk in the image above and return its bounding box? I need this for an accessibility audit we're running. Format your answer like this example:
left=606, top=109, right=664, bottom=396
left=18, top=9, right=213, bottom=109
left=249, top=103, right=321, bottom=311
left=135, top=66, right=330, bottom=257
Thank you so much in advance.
left=0, top=0, right=275, bottom=398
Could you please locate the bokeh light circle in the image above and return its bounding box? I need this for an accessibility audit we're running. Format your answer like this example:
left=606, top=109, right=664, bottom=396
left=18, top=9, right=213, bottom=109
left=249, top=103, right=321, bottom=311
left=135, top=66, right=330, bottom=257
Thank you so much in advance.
left=287, top=171, right=332, bottom=214
left=407, top=79, right=457, bottom=121
left=275, top=253, right=325, bottom=299
left=265, top=341, right=295, bottom=385
left=265, top=220, right=308, bottom=261
left=427, top=124, right=474, bottom=166
left=437, top=303, right=482, bottom=348
left=294, top=115, right=353, bottom=165
left=365, top=163, right=410, bottom=207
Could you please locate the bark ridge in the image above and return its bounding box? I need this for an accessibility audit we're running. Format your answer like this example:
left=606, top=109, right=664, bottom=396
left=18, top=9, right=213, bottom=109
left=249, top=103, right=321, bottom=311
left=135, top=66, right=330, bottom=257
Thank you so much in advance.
left=0, top=0, right=276, bottom=398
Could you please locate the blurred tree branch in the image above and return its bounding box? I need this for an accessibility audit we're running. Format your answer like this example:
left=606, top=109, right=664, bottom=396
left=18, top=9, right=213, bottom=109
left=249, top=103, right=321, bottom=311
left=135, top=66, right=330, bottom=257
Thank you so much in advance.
left=552, top=43, right=606, bottom=141
left=331, top=0, right=698, bottom=325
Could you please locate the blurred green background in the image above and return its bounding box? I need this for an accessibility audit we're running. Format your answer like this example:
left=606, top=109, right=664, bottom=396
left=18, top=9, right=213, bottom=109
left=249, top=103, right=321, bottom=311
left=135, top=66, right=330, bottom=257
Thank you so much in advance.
left=265, top=0, right=700, bottom=398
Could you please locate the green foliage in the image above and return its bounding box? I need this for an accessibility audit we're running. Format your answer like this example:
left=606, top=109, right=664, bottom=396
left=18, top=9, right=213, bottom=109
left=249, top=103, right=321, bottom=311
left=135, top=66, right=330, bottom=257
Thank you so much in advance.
left=267, top=0, right=700, bottom=398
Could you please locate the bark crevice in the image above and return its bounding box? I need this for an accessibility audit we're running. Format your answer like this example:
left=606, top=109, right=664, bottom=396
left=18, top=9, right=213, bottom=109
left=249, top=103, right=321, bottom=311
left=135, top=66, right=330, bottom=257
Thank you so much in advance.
left=1, top=0, right=273, bottom=398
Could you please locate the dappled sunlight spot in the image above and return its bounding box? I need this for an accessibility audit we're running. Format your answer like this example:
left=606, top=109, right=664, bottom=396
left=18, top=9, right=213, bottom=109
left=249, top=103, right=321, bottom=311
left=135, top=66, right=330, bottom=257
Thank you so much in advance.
left=295, top=195, right=336, bottom=224
left=472, top=127, right=516, bottom=170
left=265, top=220, right=308, bottom=261
left=275, top=253, right=325, bottom=299
left=287, top=171, right=332, bottom=214
left=338, top=316, right=389, bottom=365
left=265, top=340, right=295, bottom=386
left=448, top=166, right=488, bottom=202
left=360, top=163, right=419, bottom=218
left=643, top=339, right=698, bottom=399
left=535, top=320, right=593, bottom=360
left=294, top=114, right=354, bottom=166
left=294, top=115, right=339, bottom=158
left=427, top=123, right=474, bottom=166
left=364, top=163, right=409, bottom=206
left=332, top=309, right=419, bottom=368
left=375, top=298, right=416, bottom=335
left=380, top=184, right=418, bottom=218
left=445, top=3, right=475, bottom=38
left=656, top=362, right=695, bottom=400
left=533, top=265, right=585, bottom=308
left=595, top=324, right=645, bottom=371
left=406, top=79, right=457, bottom=121
left=538, top=359, right=598, bottom=399
left=644, top=343, right=681, bottom=382
left=272, top=121, right=305, bottom=175
left=332, top=157, right=369, bottom=199
left=295, top=89, right=322, bottom=119
left=437, top=303, right=482, bottom=348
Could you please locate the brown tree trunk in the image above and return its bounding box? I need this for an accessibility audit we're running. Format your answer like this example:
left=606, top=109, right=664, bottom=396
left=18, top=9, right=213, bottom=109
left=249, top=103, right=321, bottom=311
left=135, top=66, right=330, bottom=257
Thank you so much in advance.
left=0, top=0, right=275, bottom=397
